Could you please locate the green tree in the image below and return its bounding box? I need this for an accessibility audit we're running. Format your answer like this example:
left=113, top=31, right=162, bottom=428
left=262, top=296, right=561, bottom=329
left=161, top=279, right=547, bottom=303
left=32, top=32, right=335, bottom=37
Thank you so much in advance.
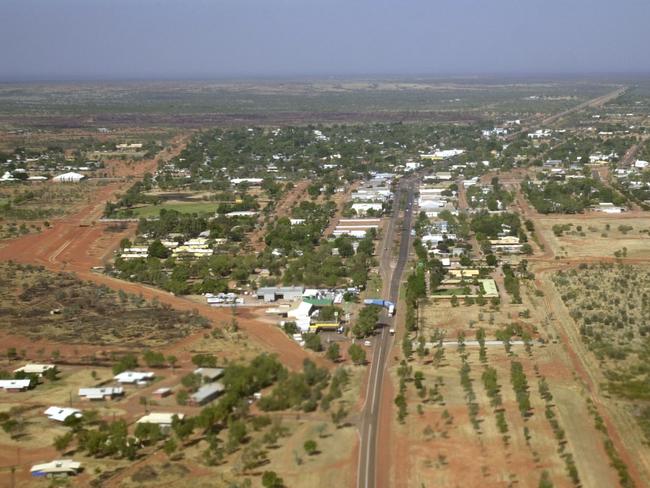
left=348, top=344, right=366, bottom=365
left=148, top=239, right=170, bottom=259
left=538, top=470, right=554, bottom=488
left=227, top=419, right=248, bottom=452
left=192, top=353, right=217, bottom=368
left=167, top=355, right=178, bottom=369
left=326, top=342, right=340, bottom=362
left=303, top=439, right=318, bottom=455
left=143, top=350, right=166, bottom=368
left=303, top=333, right=323, bottom=352
left=262, top=471, right=285, bottom=488
left=53, top=431, right=74, bottom=453
left=112, top=353, right=138, bottom=374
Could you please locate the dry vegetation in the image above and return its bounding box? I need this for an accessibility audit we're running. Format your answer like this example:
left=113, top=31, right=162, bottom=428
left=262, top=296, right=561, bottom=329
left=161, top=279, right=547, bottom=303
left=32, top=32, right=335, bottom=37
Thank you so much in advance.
left=537, top=217, right=650, bottom=259
left=554, top=263, right=650, bottom=444
left=0, top=262, right=208, bottom=346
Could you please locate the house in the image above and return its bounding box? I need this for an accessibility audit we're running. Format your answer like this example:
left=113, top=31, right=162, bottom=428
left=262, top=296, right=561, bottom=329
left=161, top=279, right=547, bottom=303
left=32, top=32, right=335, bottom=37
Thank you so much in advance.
left=479, top=279, right=499, bottom=298
left=405, top=161, right=421, bottom=172
left=53, top=172, right=85, bottom=183
left=594, top=202, right=625, bottom=214
left=489, top=235, right=523, bottom=254
left=44, top=406, right=82, bottom=423
left=194, top=368, right=225, bottom=382
left=14, top=364, right=56, bottom=377
left=527, top=129, right=552, bottom=139
left=225, top=210, right=258, bottom=218
left=230, top=178, right=263, bottom=186
left=351, top=203, right=383, bottom=216
left=114, top=371, right=155, bottom=384
left=78, top=387, right=124, bottom=400
left=421, top=149, right=465, bottom=159
left=190, top=383, right=225, bottom=406
left=116, top=143, right=143, bottom=150
left=448, top=269, right=480, bottom=279
left=136, top=412, right=184, bottom=429
left=0, top=379, right=32, bottom=392
left=31, top=460, right=82, bottom=477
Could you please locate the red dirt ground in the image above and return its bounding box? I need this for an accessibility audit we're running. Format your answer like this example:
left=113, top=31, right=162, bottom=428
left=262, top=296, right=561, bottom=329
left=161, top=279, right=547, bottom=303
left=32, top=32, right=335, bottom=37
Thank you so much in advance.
left=0, top=136, right=322, bottom=372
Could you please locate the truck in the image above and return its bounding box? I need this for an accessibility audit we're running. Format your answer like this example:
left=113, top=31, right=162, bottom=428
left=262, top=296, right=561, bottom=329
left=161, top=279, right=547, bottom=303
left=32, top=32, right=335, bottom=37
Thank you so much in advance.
left=363, top=298, right=396, bottom=316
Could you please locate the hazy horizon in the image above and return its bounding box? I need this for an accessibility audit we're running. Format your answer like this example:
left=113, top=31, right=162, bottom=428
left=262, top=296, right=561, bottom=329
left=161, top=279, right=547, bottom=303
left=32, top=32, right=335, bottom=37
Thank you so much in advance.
left=2, top=0, right=649, bottom=82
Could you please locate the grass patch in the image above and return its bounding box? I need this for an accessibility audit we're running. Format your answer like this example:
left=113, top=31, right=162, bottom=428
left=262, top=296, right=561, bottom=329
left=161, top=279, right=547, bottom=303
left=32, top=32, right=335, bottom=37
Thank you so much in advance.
left=130, top=201, right=218, bottom=218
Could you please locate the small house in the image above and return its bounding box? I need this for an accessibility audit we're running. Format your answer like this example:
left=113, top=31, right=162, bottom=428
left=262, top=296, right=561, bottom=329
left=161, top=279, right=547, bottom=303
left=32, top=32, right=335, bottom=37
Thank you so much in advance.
left=0, top=379, right=32, bottom=392
left=31, top=460, right=82, bottom=478
left=78, top=387, right=124, bottom=401
left=44, top=406, right=82, bottom=423
left=113, top=371, right=155, bottom=385
left=14, top=364, right=56, bottom=377
left=136, top=412, right=184, bottom=429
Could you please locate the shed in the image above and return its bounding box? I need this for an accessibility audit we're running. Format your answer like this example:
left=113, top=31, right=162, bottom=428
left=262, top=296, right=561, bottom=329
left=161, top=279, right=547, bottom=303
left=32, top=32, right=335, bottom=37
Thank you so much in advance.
left=189, top=382, right=225, bottom=406
left=256, top=286, right=304, bottom=302
left=152, top=387, right=172, bottom=398
left=194, top=368, right=225, bottom=382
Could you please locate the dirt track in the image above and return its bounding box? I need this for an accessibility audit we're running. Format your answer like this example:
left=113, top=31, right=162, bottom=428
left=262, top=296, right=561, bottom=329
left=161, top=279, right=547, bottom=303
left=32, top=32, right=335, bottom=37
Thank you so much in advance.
left=0, top=136, right=321, bottom=371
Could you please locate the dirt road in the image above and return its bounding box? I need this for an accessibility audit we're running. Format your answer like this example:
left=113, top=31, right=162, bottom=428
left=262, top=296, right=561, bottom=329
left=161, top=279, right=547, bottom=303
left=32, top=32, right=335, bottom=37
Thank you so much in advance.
left=0, top=136, right=320, bottom=371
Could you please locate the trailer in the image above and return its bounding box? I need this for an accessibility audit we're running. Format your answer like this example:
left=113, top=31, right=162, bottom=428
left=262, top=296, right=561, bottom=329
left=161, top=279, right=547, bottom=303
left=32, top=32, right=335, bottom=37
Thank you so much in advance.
left=363, top=298, right=396, bottom=316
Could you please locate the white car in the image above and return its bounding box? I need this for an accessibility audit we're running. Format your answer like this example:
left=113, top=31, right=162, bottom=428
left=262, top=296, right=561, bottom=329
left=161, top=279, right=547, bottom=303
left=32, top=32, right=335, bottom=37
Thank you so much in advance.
left=363, top=340, right=372, bottom=347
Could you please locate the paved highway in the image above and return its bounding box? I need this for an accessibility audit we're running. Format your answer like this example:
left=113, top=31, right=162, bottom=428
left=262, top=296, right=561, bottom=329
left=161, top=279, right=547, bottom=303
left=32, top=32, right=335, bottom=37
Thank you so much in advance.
left=358, top=177, right=416, bottom=488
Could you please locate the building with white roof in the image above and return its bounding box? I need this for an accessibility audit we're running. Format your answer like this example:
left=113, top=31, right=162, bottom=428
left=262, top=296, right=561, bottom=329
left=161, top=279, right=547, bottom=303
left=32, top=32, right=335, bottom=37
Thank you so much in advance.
left=53, top=172, right=85, bottom=183
left=0, top=379, right=32, bottom=391
left=44, top=406, right=82, bottom=423
left=136, top=412, right=184, bottom=428
left=78, top=387, right=124, bottom=400
left=31, top=460, right=82, bottom=477
left=14, top=364, right=56, bottom=376
left=114, top=371, right=155, bottom=384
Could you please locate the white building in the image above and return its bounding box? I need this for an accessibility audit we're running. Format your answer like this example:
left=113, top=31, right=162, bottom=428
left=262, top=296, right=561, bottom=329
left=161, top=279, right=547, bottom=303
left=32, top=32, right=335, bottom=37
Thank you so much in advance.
left=351, top=203, right=383, bottom=216
left=14, top=364, right=56, bottom=376
left=44, top=406, right=82, bottom=423
left=594, top=202, right=625, bottom=214
left=31, top=460, right=82, bottom=477
left=53, top=172, right=85, bottom=183
left=527, top=129, right=552, bottom=139
left=231, top=178, right=263, bottom=186
left=78, top=387, right=124, bottom=400
left=113, top=371, right=155, bottom=384
left=0, top=379, right=32, bottom=391
left=136, top=412, right=184, bottom=429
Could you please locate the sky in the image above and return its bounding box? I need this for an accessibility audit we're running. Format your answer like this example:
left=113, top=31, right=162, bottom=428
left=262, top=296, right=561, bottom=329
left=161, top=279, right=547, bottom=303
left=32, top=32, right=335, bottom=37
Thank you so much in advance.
left=1, top=0, right=649, bottom=81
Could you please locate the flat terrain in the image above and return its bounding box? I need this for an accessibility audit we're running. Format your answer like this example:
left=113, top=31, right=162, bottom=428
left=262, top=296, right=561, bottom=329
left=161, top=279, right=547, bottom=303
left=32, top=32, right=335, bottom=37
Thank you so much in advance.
left=535, top=215, right=650, bottom=260
left=0, top=262, right=207, bottom=346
